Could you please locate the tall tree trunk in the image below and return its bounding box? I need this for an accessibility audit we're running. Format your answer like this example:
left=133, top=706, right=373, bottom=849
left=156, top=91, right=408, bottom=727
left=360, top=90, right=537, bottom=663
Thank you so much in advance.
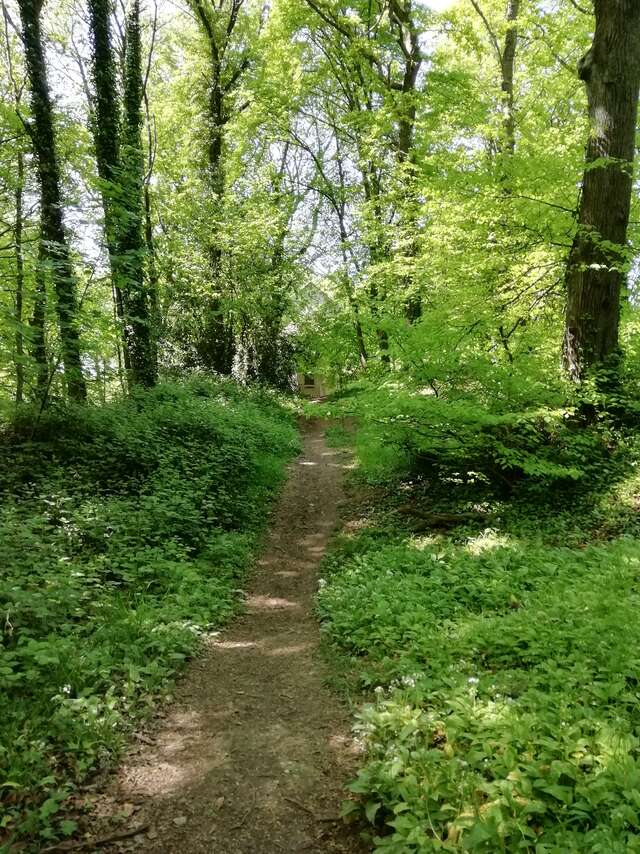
left=143, top=91, right=161, bottom=369
left=202, top=52, right=235, bottom=374
left=389, top=0, right=422, bottom=323
left=144, top=182, right=160, bottom=367
left=188, top=0, right=248, bottom=375
left=336, top=208, right=367, bottom=369
left=500, top=0, right=519, bottom=157
left=87, top=0, right=130, bottom=372
left=17, top=0, right=86, bottom=401
left=470, top=0, right=520, bottom=157
left=361, top=161, right=390, bottom=365
left=183, top=57, right=232, bottom=373
left=563, top=0, right=640, bottom=382
left=14, top=152, right=25, bottom=404
left=30, top=242, right=48, bottom=402
left=121, top=0, right=157, bottom=387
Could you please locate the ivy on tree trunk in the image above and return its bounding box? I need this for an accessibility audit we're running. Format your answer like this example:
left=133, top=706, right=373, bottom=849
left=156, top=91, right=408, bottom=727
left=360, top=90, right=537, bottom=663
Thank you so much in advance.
left=120, top=0, right=157, bottom=388
left=17, top=0, right=86, bottom=402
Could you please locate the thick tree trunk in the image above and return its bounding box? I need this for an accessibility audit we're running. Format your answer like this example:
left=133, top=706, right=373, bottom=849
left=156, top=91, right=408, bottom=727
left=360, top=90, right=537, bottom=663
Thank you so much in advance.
left=563, top=0, right=640, bottom=382
left=121, top=0, right=157, bottom=387
left=87, top=0, right=130, bottom=372
left=17, top=0, right=86, bottom=401
left=391, top=0, right=421, bottom=166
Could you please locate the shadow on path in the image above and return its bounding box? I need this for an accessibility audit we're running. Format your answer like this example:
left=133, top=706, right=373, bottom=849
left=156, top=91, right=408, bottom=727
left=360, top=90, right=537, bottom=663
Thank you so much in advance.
left=97, top=418, right=366, bottom=854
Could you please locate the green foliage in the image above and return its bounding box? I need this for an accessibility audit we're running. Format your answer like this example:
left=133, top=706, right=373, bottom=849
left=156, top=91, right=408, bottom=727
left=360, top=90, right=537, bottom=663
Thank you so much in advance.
left=320, top=370, right=637, bottom=498
left=0, top=379, right=298, bottom=847
left=317, top=413, right=640, bottom=852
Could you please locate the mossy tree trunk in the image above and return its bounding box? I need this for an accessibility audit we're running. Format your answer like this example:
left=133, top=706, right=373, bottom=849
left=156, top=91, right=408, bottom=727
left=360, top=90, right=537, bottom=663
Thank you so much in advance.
left=120, top=0, right=157, bottom=387
left=14, top=151, right=25, bottom=404
left=87, top=0, right=131, bottom=374
left=88, top=0, right=156, bottom=387
left=189, top=0, right=250, bottom=375
left=17, top=0, right=86, bottom=401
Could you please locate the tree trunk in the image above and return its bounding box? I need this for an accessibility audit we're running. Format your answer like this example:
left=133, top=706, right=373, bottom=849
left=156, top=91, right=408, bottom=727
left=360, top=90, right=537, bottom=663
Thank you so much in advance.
left=563, top=0, right=640, bottom=382
left=121, top=0, right=157, bottom=387
left=329, top=130, right=368, bottom=368
left=470, top=0, right=520, bottom=157
left=500, top=0, right=519, bottom=156
left=390, top=0, right=422, bottom=324
left=201, top=56, right=235, bottom=374
left=87, top=0, right=130, bottom=372
left=361, top=162, right=391, bottom=365
left=144, top=91, right=161, bottom=370
left=17, top=0, right=86, bottom=401
left=144, top=182, right=160, bottom=367
left=30, top=242, right=48, bottom=402
left=14, top=152, right=25, bottom=404
left=188, top=0, right=249, bottom=375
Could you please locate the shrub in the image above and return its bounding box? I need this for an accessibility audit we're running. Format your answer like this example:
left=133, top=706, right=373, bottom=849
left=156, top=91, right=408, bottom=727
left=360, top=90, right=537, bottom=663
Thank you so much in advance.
left=317, top=390, right=640, bottom=852
left=321, top=530, right=640, bottom=851
left=0, top=379, right=298, bottom=847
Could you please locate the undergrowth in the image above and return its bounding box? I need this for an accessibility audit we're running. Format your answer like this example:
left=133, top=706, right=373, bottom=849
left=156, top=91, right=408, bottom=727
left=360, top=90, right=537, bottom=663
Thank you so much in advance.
left=0, top=378, right=298, bottom=850
left=316, top=383, right=640, bottom=852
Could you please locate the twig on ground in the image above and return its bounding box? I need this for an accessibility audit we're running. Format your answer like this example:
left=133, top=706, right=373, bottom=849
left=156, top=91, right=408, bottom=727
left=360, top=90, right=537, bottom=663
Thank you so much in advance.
left=41, top=824, right=150, bottom=852
left=284, top=796, right=316, bottom=815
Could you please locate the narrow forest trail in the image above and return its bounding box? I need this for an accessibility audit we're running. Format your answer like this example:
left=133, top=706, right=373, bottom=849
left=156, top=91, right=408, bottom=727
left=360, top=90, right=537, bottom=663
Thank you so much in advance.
left=97, top=418, right=366, bottom=854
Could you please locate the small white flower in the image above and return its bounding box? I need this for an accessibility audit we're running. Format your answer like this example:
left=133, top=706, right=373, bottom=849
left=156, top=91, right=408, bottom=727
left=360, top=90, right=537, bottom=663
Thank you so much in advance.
left=468, top=677, right=479, bottom=685
left=374, top=685, right=385, bottom=695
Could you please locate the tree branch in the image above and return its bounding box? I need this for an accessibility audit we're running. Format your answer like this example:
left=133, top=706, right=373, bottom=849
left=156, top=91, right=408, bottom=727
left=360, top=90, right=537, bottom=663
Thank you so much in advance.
left=469, top=0, right=502, bottom=62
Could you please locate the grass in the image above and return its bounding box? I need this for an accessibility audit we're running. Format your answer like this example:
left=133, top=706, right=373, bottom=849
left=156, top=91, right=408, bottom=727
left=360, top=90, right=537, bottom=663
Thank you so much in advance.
left=316, top=407, right=640, bottom=852
left=0, top=378, right=299, bottom=850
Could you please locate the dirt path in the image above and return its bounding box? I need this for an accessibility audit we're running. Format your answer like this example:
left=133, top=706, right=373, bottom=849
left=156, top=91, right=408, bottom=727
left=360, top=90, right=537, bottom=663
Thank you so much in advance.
left=98, top=418, right=366, bottom=854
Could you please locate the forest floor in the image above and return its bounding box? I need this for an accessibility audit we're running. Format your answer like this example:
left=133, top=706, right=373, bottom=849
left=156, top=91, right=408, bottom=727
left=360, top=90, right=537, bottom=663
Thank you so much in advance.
left=87, top=418, right=366, bottom=854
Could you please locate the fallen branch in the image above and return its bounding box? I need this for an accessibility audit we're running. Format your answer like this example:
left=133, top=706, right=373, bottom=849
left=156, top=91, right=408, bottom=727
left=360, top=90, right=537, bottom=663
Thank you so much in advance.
left=397, top=506, right=489, bottom=529
left=41, top=824, right=150, bottom=853
left=284, top=796, right=315, bottom=816
left=284, top=797, right=340, bottom=822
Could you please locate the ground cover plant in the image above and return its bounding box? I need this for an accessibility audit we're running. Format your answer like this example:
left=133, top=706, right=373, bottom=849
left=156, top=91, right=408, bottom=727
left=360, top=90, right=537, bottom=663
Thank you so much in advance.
left=316, top=388, right=640, bottom=852
left=0, top=378, right=298, bottom=848
left=2, top=0, right=640, bottom=850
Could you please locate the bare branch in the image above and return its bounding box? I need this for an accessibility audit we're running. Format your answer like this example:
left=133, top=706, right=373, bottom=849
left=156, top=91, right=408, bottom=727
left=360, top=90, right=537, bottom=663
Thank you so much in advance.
left=468, top=0, right=502, bottom=62
left=568, top=0, right=591, bottom=15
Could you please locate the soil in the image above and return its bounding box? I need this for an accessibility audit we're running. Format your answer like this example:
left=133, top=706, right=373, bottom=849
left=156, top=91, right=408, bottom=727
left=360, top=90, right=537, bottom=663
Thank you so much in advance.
left=91, top=418, right=368, bottom=854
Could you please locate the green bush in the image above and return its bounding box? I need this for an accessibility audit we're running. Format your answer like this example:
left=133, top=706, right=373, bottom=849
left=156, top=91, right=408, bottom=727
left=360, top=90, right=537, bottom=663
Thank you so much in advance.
left=316, top=388, right=640, bottom=852
left=320, top=376, right=635, bottom=496
left=0, top=379, right=298, bottom=848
